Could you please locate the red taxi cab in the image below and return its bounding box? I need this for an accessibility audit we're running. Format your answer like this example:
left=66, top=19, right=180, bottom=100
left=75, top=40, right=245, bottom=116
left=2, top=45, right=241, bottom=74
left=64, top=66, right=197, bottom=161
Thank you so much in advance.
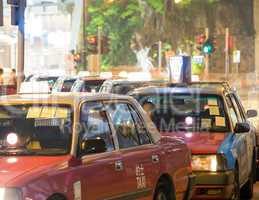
left=0, top=93, right=194, bottom=200
left=71, top=76, right=107, bottom=93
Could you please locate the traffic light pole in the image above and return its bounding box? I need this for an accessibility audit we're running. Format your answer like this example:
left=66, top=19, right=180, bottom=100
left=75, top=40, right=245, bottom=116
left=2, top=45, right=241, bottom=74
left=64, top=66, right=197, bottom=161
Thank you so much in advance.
left=204, top=28, right=209, bottom=78
left=17, top=0, right=26, bottom=90
left=97, top=27, right=102, bottom=72
left=225, top=28, right=230, bottom=78
left=82, top=0, right=88, bottom=70
left=158, top=41, right=162, bottom=70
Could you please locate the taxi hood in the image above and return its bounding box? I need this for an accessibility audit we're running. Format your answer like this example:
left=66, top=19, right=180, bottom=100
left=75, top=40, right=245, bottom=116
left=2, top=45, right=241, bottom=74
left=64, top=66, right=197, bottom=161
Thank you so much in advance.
left=162, top=131, right=229, bottom=154
left=0, top=155, right=72, bottom=187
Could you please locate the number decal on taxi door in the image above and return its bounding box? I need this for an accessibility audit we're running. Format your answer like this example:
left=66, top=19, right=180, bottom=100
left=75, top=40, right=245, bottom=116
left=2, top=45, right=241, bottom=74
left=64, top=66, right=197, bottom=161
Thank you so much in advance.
left=136, top=164, right=146, bottom=189
left=73, top=181, right=82, bottom=200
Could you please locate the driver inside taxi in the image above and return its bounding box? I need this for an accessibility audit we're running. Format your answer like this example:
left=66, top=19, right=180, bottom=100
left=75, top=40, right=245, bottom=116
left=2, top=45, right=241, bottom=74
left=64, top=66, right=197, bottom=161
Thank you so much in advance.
left=142, top=101, right=155, bottom=119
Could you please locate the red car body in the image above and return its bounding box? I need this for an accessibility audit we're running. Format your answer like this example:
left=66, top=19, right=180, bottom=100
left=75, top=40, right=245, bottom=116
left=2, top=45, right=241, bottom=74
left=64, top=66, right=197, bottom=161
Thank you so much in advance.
left=0, top=93, right=194, bottom=200
left=162, top=132, right=227, bottom=154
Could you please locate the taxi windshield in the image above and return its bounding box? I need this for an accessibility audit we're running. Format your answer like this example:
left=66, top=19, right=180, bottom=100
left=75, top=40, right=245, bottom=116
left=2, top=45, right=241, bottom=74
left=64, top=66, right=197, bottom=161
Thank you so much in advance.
left=72, top=79, right=105, bottom=92
left=53, top=79, right=77, bottom=92
left=0, top=104, right=73, bottom=156
left=135, top=93, right=229, bottom=133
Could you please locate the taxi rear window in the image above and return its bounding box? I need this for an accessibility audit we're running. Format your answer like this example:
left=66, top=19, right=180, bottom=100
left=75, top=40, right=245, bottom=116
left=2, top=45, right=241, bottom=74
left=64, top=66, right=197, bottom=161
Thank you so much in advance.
left=135, top=93, right=229, bottom=133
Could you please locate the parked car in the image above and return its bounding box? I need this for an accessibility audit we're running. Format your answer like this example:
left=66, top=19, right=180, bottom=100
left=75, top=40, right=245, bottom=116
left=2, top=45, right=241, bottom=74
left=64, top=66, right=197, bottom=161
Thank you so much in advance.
left=71, top=76, right=107, bottom=93
left=99, top=79, right=168, bottom=95
left=131, top=82, right=258, bottom=200
left=0, top=93, right=195, bottom=200
left=52, top=76, right=77, bottom=93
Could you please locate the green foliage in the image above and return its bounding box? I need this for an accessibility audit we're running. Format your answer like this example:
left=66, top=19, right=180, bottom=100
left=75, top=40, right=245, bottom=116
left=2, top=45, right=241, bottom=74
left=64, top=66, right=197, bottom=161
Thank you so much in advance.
left=146, top=0, right=164, bottom=13
left=85, top=0, right=175, bottom=67
left=86, top=0, right=143, bottom=67
left=84, top=0, right=220, bottom=68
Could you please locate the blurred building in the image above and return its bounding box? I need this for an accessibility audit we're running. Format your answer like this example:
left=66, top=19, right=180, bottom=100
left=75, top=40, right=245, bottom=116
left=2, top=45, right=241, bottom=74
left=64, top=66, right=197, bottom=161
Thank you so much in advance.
left=0, top=3, right=17, bottom=74
left=0, top=0, right=76, bottom=77
left=25, top=0, right=73, bottom=76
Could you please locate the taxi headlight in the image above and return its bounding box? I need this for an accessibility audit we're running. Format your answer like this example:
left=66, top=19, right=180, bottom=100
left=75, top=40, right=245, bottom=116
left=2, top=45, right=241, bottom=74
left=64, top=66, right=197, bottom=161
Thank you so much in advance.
left=0, top=188, right=22, bottom=200
left=191, top=155, right=227, bottom=172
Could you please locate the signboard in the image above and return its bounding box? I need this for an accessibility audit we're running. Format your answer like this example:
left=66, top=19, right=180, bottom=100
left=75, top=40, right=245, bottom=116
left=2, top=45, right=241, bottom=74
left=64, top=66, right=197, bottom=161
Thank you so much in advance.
left=233, top=50, right=241, bottom=64
left=192, top=55, right=205, bottom=76
left=168, top=56, right=183, bottom=82
left=192, top=56, right=204, bottom=65
left=168, top=56, right=191, bottom=83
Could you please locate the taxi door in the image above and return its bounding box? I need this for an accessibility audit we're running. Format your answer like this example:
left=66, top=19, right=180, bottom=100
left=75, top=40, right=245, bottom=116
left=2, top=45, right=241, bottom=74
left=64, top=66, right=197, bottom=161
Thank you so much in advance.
left=105, top=102, right=161, bottom=199
left=78, top=101, right=127, bottom=199
left=231, top=94, right=255, bottom=182
left=228, top=94, right=253, bottom=184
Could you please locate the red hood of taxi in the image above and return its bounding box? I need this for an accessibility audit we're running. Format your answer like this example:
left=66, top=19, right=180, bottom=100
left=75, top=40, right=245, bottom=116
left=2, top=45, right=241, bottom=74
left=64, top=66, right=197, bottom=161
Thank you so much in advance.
left=162, top=132, right=228, bottom=154
left=0, top=155, right=71, bottom=187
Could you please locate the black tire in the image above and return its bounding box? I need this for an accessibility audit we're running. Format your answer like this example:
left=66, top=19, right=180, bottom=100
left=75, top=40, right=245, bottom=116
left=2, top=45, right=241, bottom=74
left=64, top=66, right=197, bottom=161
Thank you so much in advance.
left=256, top=163, right=259, bottom=181
left=47, top=194, right=66, bottom=200
left=232, top=166, right=240, bottom=200
left=154, top=181, right=175, bottom=200
left=241, top=156, right=255, bottom=199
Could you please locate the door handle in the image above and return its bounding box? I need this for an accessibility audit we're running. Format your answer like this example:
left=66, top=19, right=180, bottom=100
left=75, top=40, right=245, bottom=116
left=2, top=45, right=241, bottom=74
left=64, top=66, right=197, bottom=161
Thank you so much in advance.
left=115, top=160, right=124, bottom=171
left=152, top=155, right=159, bottom=164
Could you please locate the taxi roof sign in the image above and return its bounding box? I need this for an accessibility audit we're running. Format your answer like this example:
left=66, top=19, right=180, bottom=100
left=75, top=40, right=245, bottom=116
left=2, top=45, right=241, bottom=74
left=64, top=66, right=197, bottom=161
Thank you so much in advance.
left=19, top=81, right=51, bottom=94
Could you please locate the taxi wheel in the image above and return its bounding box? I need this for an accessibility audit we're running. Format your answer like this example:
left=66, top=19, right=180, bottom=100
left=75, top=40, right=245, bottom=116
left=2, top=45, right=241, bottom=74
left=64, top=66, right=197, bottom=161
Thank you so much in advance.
left=154, top=181, right=174, bottom=200
left=232, top=167, right=240, bottom=200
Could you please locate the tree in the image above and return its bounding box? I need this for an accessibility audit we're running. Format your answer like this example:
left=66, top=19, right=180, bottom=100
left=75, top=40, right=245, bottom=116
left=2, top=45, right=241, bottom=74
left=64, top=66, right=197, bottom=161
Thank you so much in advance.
left=86, top=0, right=144, bottom=67
left=86, top=0, right=170, bottom=68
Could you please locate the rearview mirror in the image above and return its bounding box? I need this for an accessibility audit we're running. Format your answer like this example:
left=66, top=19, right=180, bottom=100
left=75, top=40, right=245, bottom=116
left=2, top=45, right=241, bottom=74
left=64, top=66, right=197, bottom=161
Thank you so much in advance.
left=247, top=109, right=258, bottom=118
left=234, top=122, right=250, bottom=133
left=80, top=138, right=107, bottom=155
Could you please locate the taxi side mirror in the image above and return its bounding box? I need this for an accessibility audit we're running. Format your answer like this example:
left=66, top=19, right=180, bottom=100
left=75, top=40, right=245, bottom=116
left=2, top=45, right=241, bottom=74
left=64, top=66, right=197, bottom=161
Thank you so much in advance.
left=234, top=122, right=250, bottom=133
left=247, top=109, right=258, bottom=119
left=80, top=138, right=107, bottom=156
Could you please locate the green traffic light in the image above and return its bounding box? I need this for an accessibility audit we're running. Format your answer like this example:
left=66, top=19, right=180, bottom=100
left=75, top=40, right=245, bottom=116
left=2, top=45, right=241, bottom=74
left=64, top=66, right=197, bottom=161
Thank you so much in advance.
left=202, top=40, right=214, bottom=54
left=203, top=45, right=212, bottom=54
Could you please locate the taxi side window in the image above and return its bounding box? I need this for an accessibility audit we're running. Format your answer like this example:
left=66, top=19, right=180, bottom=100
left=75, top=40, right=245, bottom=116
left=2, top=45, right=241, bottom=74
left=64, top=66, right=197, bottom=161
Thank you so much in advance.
left=229, top=94, right=243, bottom=122
left=226, top=95, right=239, bottom=127
left=232, top=94, right=246, bottom=121
left=106, top=103, right=140, bottom=149
left=80, top=102, right=115, bottom=152
left=128, top=105, right=151, bottom=145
